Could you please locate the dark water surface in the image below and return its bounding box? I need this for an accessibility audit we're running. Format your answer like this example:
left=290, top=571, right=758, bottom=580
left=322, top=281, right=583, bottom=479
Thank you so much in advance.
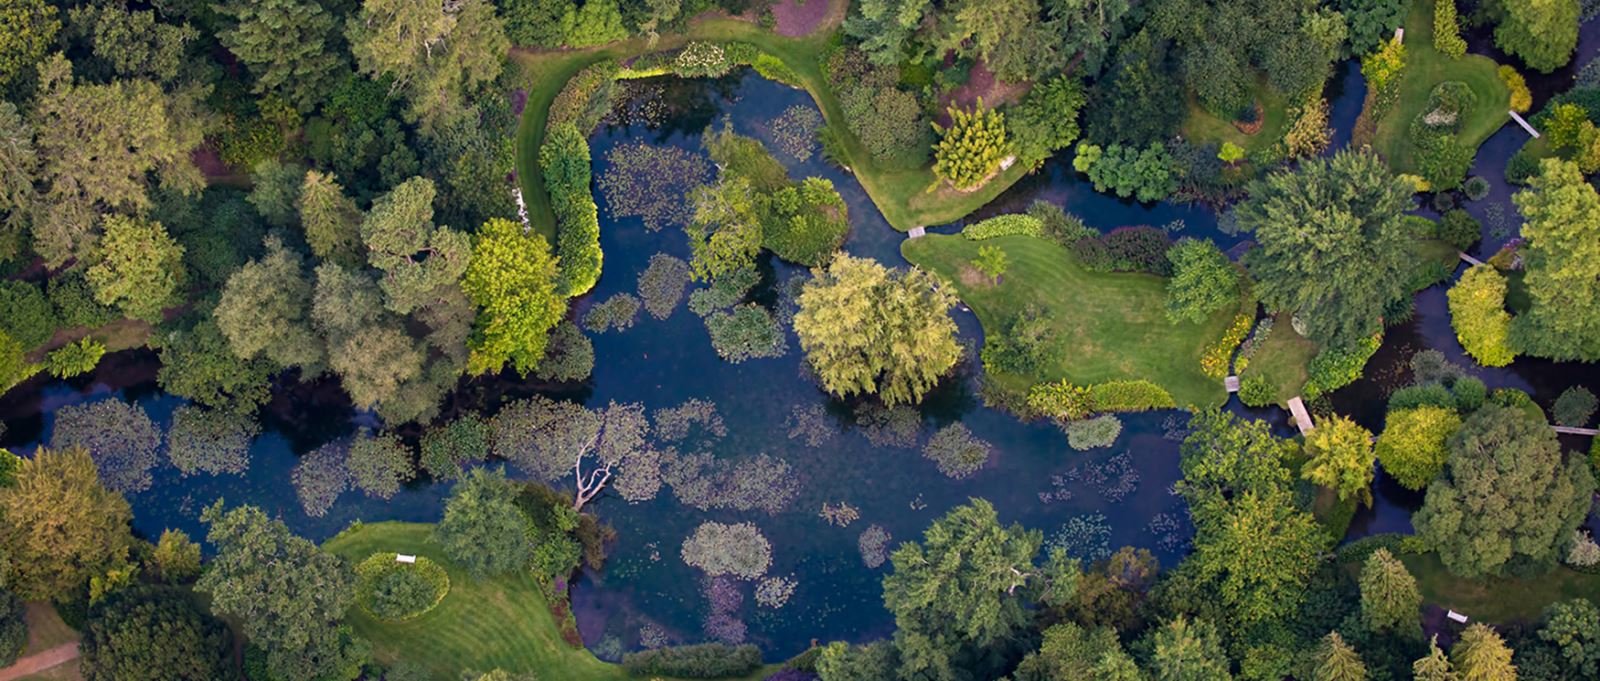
left=3, top=38, right=1599, bottom=659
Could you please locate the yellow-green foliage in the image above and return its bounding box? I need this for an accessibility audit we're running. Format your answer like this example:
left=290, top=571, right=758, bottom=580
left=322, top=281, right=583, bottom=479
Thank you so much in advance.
left=1447, top=265, right=1515, bottom=367
left=1433, top=0, right=1466, bottom=59
left=1201, top=314, right=1254, bottom=379
left=1498, top=66, right=1531, bottom=113
left=932, top=98, right=1011, bottom=190
left=46, top=337, right=106, bottom=379
left=1027, top=379, right=1176, bottom=418
left=1027, top=380, right=1092, bottom=419
left=1375, top=405, right=1463, bottom=490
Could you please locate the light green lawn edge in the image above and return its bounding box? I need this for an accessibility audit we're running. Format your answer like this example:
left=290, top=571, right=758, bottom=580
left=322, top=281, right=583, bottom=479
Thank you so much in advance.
left=510, top=18, right=1030, bottom=237
left=1370, top=0, right=1510, bottom=174
left=325, top=522, right=776, bottom=681
left=901, top=233, right=1233, bottom=409
left=1181, top=78, right=1291, bottom=155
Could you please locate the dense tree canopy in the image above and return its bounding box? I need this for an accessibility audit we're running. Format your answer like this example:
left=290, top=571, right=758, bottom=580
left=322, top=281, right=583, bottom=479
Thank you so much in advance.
left=434, top=467, right=535, bottom=578
left=1495, top=0, right=1579, bottom=73
left=1511, top=159, right=1600, bottom=360
left=216, top=0, right=345, bottom=111
left=1239, top=150, right=1414, bottom=349
left=0, top=448, right=132, bottom=601
left=462, top=218, right=565, bottom=376
left=1413, top=404, right=1595, bottom=577
left=80, top=586, right=231, bottom=681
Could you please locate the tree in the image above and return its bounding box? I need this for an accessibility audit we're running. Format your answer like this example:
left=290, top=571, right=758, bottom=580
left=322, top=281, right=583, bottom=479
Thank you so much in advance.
left=346, top=0, right=508, bottom=126
left=1359, top=548, right=1421, bottom=638
left=1414, top=636, right=1458, bottom=681
left=46, top=337, right=105, bottom=378
left=1165, top=239, right=1237, bottom=324
left=196, top=503, right=366, bottom=681
left=558, top=0, right=628, bottom=47
left=361, top=177, right=471, bottom=314
left=1433, top=0, right=1465, bottom=59
left=686, top=177, right=764, bottom=282
left=1302, top=415, right=1377, bottom=506
left=937, top=0, right=1062, bottom=81
left=298, top=170, right=365, bottom=266
left=844, top=0, right=933, bottom=65
left=1511, top=159, right=1600, bottom=360
left=1009, top=74, right=1088, bottom=165
left=0, top=102, right=37, bottom=262
left=28, top=55, right=204, bottom=266
left=1013, top=622, right=1131, bottom=681
left=932, top=100, right=1012, bottom=190
left=157, top=318, right=274, bottom=413
left=0, top=0, right=57, bottom=88
left=1314, top=632, right=1369, bottom=681
left=0, top=448, right=132, bottom=601
left=79, top=587, right=231, bottom=681
left=1413, top=404, right=1595, bottom=577
left=433, top=467, right=534, bottom=577
left=463, top=218, right=566, bottom=376
left=151, top=529, right=201, bottom=584
left=1450, top=623, right=1516, bottom=681
left=1495, top=0, right=1578, bottom=73
left=85, top=215, right=185, bottom=322
left=1146, top=616, right=1231, bottom=681
left=1553, top=386, right=1598, bottom=427
left=51, top=399, right=162, bottom=494
left=64, top=4, right=196, bottom=84
left=1538, top=599, right=1600, bottom=677
left=1188, top=487, right=1328, bottom=627
left=1239, top=150, right=1414, bottom=349
left=1045, top=0, right=1133, bottom=76
left=972, top=245, right=1008, bottom=284
left=0, top=590, right=22, bottom=667
left=311, top=263, right=425, bottom=414
left=1448, top=265, right=1516, bottom=367
left=882, top=499, right=1048, bottom=679
left=214, top=238, right=324, bottom=372
left=1375, top=405, right=1462, bottom=491
left=216, top=0, right=344, bottom=111
left=1178, top=409, right=1298, bottom=500
left=794, top=253, right=961, bottom=406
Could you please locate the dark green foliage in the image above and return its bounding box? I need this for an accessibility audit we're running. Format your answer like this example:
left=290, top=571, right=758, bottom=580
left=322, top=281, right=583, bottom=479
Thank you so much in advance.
left=824, top=47, right=930, bottom=166
left=1538, top=599, right=1600, bottom=677
left=0, top=279, right=57, bottom=349
left=80, top=587, right=231, bottom=681
left=704, top=304, right=788, bottom=363
left=354, top=553, right=449, bottom=621
left=1073, top=142, right=1176, bottom=202
left=419, top=414, right=490, bottom=482
left=541, top=123, right=602, bottom=296
left=0, top=590, right=22, bottom=668
left=1553, top=386, right=1597, bottom=427
left=533, top=321, right=594, bottom=382
left=434, top=467, right=535, bottom=578
left=1340, top=0, right=1406, bottom=55
left=155, top=188, right=268, bottom=289
left=1026, top=200, right=1096, bottom=246
left=1438, top=209, right=1481, bottom=249
left=1454, top=376, right=1487, bottom=411
left=1084, top=29, right=1185, bottom=146
left=1165, top=238, right=1238, bottom=324
left=1072, top=226, right=1174, bottom=275
left=501, top=0, right=571, bottom=47
left=761, top=178, right=850, bottom=267
left=621, top=643, right=762, bottom=677
left=48, top=274, right=117, bottom=330
left=157, top=317, right=274, bottom=413
left=1239, top=375, right=1275, bottom=407
left=1389, top=383, right=1458, bottom=411
left=981, top=304, right=1059, bottom=375
left=1304, top=335, right=1382, bottom=400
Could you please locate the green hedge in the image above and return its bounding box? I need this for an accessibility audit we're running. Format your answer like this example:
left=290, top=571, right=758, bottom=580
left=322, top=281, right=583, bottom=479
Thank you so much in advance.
left=541, top=123, right=602, bottom=296
left=621, top=642, right=762, bottom=677
left=1303, top=335, right=1382, bottom=400
left=548, top=59, right=620, bottom=132
left=1088, top=380, right=1177, bottom=412
left=355, top=553, right=450, bottom=622
left=962, top=214, right=1042, bottom=240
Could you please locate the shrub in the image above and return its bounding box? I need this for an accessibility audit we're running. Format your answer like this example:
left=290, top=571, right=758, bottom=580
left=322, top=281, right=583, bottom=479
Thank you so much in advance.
left=1448, top=265, right=1516, bottom=367
left=1438, top=210, right=1481, bottom=249
left=547, top=60, right=619, bottom=129
left=1089, top=380, right=1177, bottom=412
left=673, top=41, right=732, bottom=78
left=1074, top=226, right=1174, bottom=275
left=932, top=99, right=1012, bottom=190
left=1500, top=66, right=1532, bottom=113
left=1073, top=142, right=1176, bottom=202
left=151, top=529, right=201, bottom=584
left=963, top=214, right=1042, bottom=240
left=1361, top=39, right=1407, bottom=119
left=47, top=337, right=105, bottom=378
left=1375, top=405, right=1463, bottom=490
left=1570, top=530, right=1600, bottom=568
left=1282, top=97, right=1332, bottom=158
left=622, top=643, right=763, bottom=678
left=534, top=321, right=593, bottom=382
left=1064, top=415, right=1122, bottom=450
left=1389, top=383, right=1457, bottom=411
left=922, top=423, right=993, bottom=478
left=354, top=553, right=449, bottom=621
left=51, top=399, right=162, bottom=494
left=1239, top=375, right=1275, bottom=407
left=681, top=522, right=772, bottom=579
left=583, top=293, right=640, bottom=333
left=0, top=590, right=23, bottom=667
left=1008, top=75, right=1087, bottom=166
left=48, top=275, right=117, bottom=330
left=1028, top=381, right=1092, bottom=420
left=1027, top=201, right=1096, bottom=245
left=1554, top=386, right=1598, bottom=427
left=166, top=405, right=256, bottom=477
left=1201, top=314, right=1254, bottom=379
left=1454, top=376, right=1487, bottom=411
left=1433, top=0, right=1466, bottom=58
left=1303, top=335, right=1382, bottom=400
left=0, top=280, right=58, bottom=349
left=541, top=123, right=602, bottom=296
left=1462, top=176, right=1491, bottom=201
left=704, top=304, right=788, bottom=363
left=762, top=177, right=849, bottom=266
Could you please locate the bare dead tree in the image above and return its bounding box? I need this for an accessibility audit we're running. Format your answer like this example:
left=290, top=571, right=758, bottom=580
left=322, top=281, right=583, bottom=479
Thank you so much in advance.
left=572, top=431, right=607, bottom=511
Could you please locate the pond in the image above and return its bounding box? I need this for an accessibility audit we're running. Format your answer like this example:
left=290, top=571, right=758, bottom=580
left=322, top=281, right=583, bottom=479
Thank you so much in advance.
left=2, top=45, right=1597, bottom=661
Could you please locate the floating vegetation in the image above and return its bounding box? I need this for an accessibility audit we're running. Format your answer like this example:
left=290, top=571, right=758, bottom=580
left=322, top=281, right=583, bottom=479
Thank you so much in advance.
left=583, top=293, right=641, bottom=333
left=699, top=575, right=747, bottom=644
left=1048, top=513, right=1114, bottom=563
left=638, top=621, right=669, bottom=649
left=292, top=442, right=349, bottom=518
left=784, top=404, right=838, bottom=448
left=681, top=522, right=771, bottom=580
left=663, top=452, right=800, bottom=514
left=637, top=254, right=692, bottom=320
left=1039, top=451, right=1142, bottom=504
left=819, top=501, right=860, bottom=527
left=922, top=423, right=993, bottom=479
left=652, top=399, right=727, bottom=443
left=1484, top=201, right=1512, bottom=240
left=1146, top=510, right=1194, bottom=552
left=705, top=303, right=789, bottom=363
left=755, top=575, right=797, bottom=608
left=854, top=403, right=921, bottom=448
left=598, top=143, right=712, bottom=231
left=1161, top=414, right=1192, bottom=442
left=1063, top=415, right=1122, bottom=450
left=769, top=105, right=822, bottom=161
left=688, top=267, right=760, bottom=317
left=858, top=525, right=892, bottom=569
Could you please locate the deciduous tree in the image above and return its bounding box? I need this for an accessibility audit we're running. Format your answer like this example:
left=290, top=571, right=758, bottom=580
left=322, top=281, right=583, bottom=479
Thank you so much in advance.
left=1239, top=150, right=1414, bottom=349
left=79, top=586, right=230, bottom=681
left=1165, top=239, right=1237, bottom=324
left=1495, top=0, right=1579, bottom=73
left=1448, top=265, right=1516, bottom=367
left=463, top=218, right=566, bottom=376
left=0, top=0, right=57, bottom=88
left=433, top=467, right=535, bottom=577
left=346, top=0, right=508, bottom=126
left=360, top=177, right=471, bottom=315
left=1301, top=415, right=1377, bottom=506
left=86, top=215, right=185, bottom=322
left=1510, top=159, right=1600, bottom=360
left=214, top=238, right=323, bottom=372
left=1538, top=598, right=1600, bottom=677
left=216, top=0, right=345, bottom=111
left=0, top=447, right=133, bottom=601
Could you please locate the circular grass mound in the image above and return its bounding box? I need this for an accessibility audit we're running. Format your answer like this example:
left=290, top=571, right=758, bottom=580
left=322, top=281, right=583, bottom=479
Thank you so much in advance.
left=356, top=553, right=450, bottom=622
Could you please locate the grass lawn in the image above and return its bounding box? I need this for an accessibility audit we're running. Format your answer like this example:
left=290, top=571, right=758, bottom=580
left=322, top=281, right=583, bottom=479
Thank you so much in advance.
left=1370, top=0, right=1510, bottom=174
left=1241, top=313, right=1318, bottom=406
left=1397, top=552, right=1600, bottom=623
left=1181, top=79, right=1292, bottom=155
left=901, top=234, right=1233, bottom=408
left=20, top=602, right=78, bottom=656
left=510, top=16, right=1028, bottom=235
left=325, top=522, right=774, bottom=681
